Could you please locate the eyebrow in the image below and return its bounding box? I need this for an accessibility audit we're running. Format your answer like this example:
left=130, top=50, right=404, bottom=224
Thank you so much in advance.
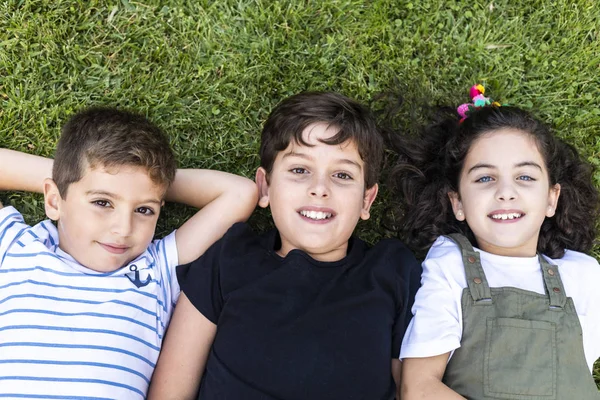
left=467, top=161, right=543, bottom=174
left=85, top=190, right=163, bottom=205
left=282, top=151, right=362, bottom=170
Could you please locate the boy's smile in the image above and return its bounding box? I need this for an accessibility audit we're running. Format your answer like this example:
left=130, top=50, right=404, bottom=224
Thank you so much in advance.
left=256, top=123, right=378, bottom=262
left=449, top=129, right=560, bottom=257
left=44, top=164, right=165, bottom=272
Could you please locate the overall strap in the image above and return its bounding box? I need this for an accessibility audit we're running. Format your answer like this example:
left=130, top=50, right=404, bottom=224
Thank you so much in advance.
left=538, top=255, right=567, bottom=308
left=446, top=234, right=492, bottom=303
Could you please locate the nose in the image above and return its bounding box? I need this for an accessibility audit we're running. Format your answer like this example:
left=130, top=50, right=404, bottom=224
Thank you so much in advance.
left=495, top=179, right=517, bottom=201
left=309, top=173, right=330, bottom=198
left=110, top=211, right=133, bottom=237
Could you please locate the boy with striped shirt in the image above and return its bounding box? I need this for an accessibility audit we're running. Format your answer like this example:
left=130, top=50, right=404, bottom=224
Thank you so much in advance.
left=0, top=108, right=257, bottom=398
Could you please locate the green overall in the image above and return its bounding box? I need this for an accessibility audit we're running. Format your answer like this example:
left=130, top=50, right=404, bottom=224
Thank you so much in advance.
left=442, top=234, right=599, bottom=399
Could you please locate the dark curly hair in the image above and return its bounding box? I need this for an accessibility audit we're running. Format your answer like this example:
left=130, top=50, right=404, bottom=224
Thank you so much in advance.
left=388, top=105, right=599, bottom=258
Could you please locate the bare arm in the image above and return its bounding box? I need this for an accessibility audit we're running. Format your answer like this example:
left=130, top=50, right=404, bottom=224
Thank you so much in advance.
left=0, top=149, right=258, bottom=263
left=0, top=149, right=53, bottom=193
left=168, top=169, right=257, bottom=265
left=392, top=358, right=402, bottom=399
left=147, top=293, right=217, bottom=399
left=401, top=354, right=466, bottom=400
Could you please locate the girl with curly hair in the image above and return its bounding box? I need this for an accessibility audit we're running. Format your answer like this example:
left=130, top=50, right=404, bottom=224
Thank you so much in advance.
left=389, top=85, right=600, bottom=399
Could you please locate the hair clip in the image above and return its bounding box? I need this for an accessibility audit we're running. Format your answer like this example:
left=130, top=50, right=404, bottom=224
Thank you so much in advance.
left=457, top=84, right=501, bottom=123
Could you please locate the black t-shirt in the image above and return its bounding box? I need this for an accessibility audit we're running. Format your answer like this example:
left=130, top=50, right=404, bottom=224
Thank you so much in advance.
left=181, top=222, right=421, bottom=400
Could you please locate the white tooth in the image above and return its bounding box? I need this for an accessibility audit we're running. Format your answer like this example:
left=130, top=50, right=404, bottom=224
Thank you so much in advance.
left=501, top=214, right=507, bottom=220
left=300, top=210, right=333, bottom=220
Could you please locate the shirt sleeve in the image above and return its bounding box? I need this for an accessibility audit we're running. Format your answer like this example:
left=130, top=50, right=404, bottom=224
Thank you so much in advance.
left=0, top=206, right=29, bottom=267
left=144, top=230, right=180, bottom=335
left=558, top=250, right=600, bottom=371
left=179, top=236, right=225, bottom=324
left=392, top=245, right=422, bottom=358
left=400, top=238, right=465, bottom=360
left=157, top=231, right=180, bottom=305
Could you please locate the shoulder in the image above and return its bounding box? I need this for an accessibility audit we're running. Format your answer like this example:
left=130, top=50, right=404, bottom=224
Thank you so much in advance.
left=0, top=207, right=58, bottom=258
left=363, top=238, right=421, bottom=283
left=366, top=238, right=418, bottom=265
left=0, top=205, right=25, bottom=228
left=555, top=249, right=600, bottom=269
left=549, top=249, right=600, bottom=282
left=188, top=222, right=263, bottom=267
left=425, top=236, right=463, bottom=263
left=370, top=237, right=414, bottom=255
left=420, top=236, right=469, bottom=289
left=218, top=222, right=264, bottom=255
left=549, top=249, right=600, bottom=296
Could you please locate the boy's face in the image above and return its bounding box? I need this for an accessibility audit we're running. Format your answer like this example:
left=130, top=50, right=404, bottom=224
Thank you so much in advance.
left=43, top=164, right=164, bottom=272
left=256, top=123, right=378, bottom=262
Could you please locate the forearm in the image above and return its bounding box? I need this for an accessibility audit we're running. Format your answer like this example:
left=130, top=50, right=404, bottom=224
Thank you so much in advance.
left=165, top=169, right=257, bottom=212
left=392, top=359, right=402, bottom=399
left=402, top=379, right=466, bottom=400
left=0, top=149, right=53, bottom=193
left=401, top=355, right=466, bottom=400
left=147, top=293, right=216, bottom=400
left=169, top=169, right=257, bottom=265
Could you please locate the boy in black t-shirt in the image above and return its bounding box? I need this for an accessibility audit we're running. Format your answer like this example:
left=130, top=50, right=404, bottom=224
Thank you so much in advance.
left=148, top=92, right=421, bottom=400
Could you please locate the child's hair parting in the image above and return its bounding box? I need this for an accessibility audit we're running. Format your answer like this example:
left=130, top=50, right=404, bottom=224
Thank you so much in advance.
left=260, top=91, right=383, bottom=188
left=53, top=107, right=177, bottom=197
left=388, top=85, right=598, bottom=258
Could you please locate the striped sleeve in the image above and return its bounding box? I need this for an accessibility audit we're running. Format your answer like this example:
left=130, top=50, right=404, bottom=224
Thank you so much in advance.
left=0, top=206, right=29, bottom=266
left=147, top=231, right=180, bottom=333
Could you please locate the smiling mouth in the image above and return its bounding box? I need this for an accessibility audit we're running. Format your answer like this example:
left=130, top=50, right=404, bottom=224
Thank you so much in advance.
left=99, top=243, right=129, bottom=254
left=299, top=210, right=333, bottom=220
left=489, top=212, right=524, bottom=220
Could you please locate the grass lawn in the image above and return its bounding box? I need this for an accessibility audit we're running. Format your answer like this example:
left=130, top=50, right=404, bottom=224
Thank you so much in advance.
left=1, top=0, right=599, bottom=387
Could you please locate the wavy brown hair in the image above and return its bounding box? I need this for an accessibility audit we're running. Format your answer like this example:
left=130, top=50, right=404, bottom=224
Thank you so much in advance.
left=53, top=108, right=176, bottom=198
left=387, top=105, right=599, bottom=258
left=260, top=92, right=383, bottom=189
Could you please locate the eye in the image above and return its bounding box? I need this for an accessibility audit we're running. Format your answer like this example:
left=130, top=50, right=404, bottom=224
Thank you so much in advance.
left=333, top=172, right=353, bottom=180
left=136, top=207, right=155, bottom=216
left=290, top=167, right=308, bottom=174
left=92, top=200, right=111, bottom=207
left=475, top=176, right=493, bottom=183
left=517, top=175, right=535, bottom=181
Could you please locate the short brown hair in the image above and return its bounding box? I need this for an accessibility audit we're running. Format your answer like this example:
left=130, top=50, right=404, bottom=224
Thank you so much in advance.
left=260, top=92, right=383, bottom=189
left=53, top=108, right=176, bottom=197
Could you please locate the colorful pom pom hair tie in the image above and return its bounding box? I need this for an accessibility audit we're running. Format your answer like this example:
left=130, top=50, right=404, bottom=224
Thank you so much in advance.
left=457, top=84, right=501, bottom=123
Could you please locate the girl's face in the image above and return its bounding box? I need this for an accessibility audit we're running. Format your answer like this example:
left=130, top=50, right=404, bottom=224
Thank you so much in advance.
left=448, top=129, right=561, bottom=257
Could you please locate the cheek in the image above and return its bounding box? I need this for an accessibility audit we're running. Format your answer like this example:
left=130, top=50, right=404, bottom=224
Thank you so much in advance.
left=134, top=216, right=158, bottom=237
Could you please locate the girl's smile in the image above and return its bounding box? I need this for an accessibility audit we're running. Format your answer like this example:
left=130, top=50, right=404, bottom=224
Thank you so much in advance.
left=488, top=209, right=524, bottom=221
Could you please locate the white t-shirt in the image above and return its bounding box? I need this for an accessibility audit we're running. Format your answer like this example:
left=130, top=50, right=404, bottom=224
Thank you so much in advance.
left=400, top=235, right=600, bottom=373
left=0, top=206, right=180, bottom=398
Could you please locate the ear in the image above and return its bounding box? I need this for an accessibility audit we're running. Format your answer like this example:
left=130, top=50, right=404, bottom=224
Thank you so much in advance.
left=43, top=178, right=62, bottom=221
left=546, top=183, right=561, bottom=217
left=255, top=167, right=270, bottom=209
left=448, top=191, right=465, bottom=221
left=360, top=184, right=379, bottom=221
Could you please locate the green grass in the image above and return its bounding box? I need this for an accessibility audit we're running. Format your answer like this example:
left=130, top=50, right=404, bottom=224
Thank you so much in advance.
left=1, top=0, right=599, bottom=387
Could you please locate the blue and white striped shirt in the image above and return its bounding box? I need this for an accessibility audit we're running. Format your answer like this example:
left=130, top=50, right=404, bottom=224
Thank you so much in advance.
left=0, top=206, right=179, bottom=399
